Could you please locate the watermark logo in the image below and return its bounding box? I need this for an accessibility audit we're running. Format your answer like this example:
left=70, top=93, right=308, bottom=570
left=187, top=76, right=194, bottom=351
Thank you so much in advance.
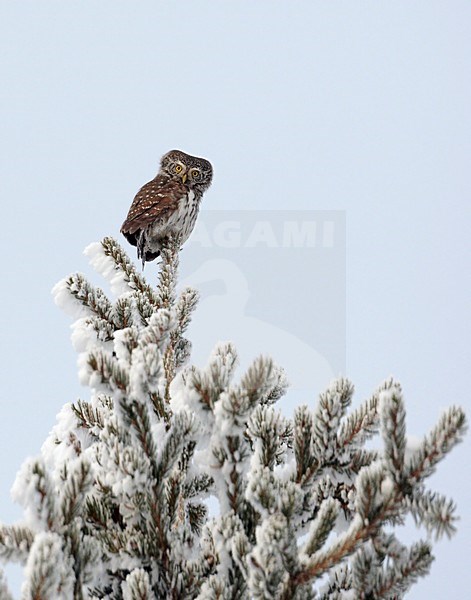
left=190, top=219, right=336, bottom=248
left=180, top=211, right=345, bottom=404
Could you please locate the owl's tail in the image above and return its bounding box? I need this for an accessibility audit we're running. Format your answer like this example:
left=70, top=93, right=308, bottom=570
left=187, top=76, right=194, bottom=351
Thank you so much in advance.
left=136, top=231, right=160, bottom=269
left=137, top=231, right=146, bottom=269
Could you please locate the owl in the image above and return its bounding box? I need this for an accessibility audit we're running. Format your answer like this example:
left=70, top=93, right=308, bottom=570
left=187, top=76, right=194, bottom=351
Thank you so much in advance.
left=121, top=149, right=213, bottom=266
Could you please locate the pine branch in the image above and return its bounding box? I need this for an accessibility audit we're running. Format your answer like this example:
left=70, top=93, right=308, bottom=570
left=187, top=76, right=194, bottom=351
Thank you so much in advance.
left=156, top=235, right=181, bottom=309
left=407, top=488, right=459, bottom=540
left=261, top=365, right=289, bottom=406
left=368, top=540, right=434, bottom=598
left=119, top=399, right=159, bottom=479
left=216, top=389, right=251, bottom=432
left=293, top=405, right=318, bottom=487
left=128, top=343, right=165, bottom=400
left=0, top=569, right=14, bottom=600
left=337, top=394, right=379, bottom=451
left=337, top=449, right=379, bottom=476
left=84, top=496, right=113, bottom=530
left=133, top=290, right=157, bottom=324
left=318, top=565, right=352, bottom=599
left=294, top=462, right=401, bottom=585
left=406, top=405, right=467, bottom=483
left=114, top=297, right=138, bottom=329
left=371, top=530, right=407, bottom=561
left=140, top=309, right=176, bottom=350
left=122, top=568, right=153, bottom=600
left=187, top=343, right=239, bottom=413
left=62, top=273, right=114, bottom=322
left=302, top=498, right=340, bottom=557
left=247, top=405, right=292, bottom=469
left=241, top=355, right=281, bottom=407
left=0, top=524, right=34, bottom=562
left=246, top=467, right=303, bottom=521
left=87, top=348, right=129, bottom=392
left=380, top=383, right=406, bottom=482
left=175, top=287, right=199, bottom=335
left=183, top=473, right=214, bottom=499
left=163, top=343, right=177, bottom=402
left=100, top=236, right=159, bottom=305
left=72, top=397, right=112, bottom=433
left=187, top=502, right=208, bottom=535
left=150, top=238, right=183, bottom=395
left=187, top=368, right=217, bottom=412
left=60, top=458, right=93, bottom=525
left=15, top=460, right=57, bottom=530
left=312, top=378, right=355, bottom=465
left=295, top=518, right=366, bottom=585
left=149, top=390, right=171, bottom=422
left=156, top=411, right=196, bottom=486
left=209, top=342, right=239, bottom=393
left=23, top=532, right=74, bottom=599
left=248, top=513, right=300, bottom=599
left=212, top=435, right=252, bottom=516
left=306, top=476, right=356, bottom=525
left=174, top=335, right=192, bottom=370
left=83, top=315, right=116, bottom=342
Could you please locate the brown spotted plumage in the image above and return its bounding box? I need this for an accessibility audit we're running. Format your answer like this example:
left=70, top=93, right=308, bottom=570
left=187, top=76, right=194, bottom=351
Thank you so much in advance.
left=121, top=150, right=213, bottom=266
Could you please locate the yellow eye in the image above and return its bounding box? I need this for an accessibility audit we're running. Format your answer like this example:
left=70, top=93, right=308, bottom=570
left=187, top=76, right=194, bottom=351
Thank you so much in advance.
left=174, top=164, right=183, bottom=173
left=191, top=169, right=201, bottom=179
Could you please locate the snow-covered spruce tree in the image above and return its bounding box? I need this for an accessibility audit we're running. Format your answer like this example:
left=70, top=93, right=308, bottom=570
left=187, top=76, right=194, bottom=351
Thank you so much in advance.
left=0, top=236, right=466, bottom=599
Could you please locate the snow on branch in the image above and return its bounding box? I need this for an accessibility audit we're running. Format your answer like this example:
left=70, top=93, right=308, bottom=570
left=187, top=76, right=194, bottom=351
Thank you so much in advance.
left=0, top=525, right=34, bottom=563
left=0, top=569, right=13, bottom=600
left=406, top=405, right=466, bottom=484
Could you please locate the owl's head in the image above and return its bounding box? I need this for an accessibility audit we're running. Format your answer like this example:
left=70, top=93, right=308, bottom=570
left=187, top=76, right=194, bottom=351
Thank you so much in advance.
left=160, top=149, right=213, bottom=193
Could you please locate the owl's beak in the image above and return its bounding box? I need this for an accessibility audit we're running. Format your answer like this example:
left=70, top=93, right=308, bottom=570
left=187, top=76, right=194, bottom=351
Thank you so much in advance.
left=181, top=173, right=187, bottom=184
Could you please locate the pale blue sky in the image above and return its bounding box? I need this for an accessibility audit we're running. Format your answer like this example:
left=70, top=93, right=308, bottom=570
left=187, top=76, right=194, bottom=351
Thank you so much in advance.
left=0, top=2, right=470, bottom=597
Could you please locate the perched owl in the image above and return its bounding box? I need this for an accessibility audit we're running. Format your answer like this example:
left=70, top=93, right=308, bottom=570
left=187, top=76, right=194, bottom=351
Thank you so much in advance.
left=121, top=149, right=213, bottom=266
